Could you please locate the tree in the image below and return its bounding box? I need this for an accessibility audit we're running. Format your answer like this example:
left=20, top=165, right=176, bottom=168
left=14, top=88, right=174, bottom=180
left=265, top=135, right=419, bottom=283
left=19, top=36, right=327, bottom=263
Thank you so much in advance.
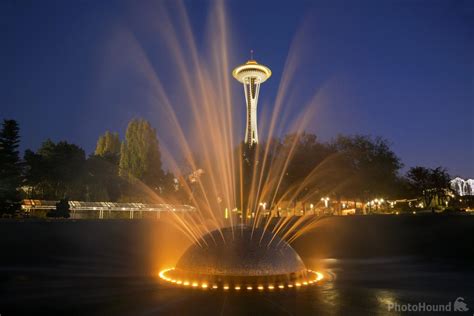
left=330, top=135, right=403, bottom=204
left=95, top=131, right=120, bottom=161
left=0, top=120, right=23, bottom=215
left=119, top=119, right=165, bottom=196
left=406, top=166, right=451, bottom=208
left=24, top=140, right=86, bottom=200
left=281, top=133, right=335, bottom=204
left=85, top=155, right=122, bottom=201
left=430, top=167, right=451, bottom=205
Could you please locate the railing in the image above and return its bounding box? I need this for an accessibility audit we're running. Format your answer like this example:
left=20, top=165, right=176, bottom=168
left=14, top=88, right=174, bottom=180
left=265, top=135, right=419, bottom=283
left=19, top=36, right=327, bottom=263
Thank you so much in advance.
left=21, top=199, right=195, bottom=219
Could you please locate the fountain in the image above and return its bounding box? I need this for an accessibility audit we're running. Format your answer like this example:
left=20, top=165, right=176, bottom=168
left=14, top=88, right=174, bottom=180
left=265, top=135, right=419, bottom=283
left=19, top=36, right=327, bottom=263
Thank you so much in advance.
left=159, top=226, right=322, bottom=290
left=108, top=1, right=328, bottom=290
left=157, top=50, right=323, bottom=291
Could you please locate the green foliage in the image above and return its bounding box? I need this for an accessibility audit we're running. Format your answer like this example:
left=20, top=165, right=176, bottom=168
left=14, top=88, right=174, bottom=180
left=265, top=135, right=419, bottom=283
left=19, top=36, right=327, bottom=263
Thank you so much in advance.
left=280, top=133, right=336, bottom=200
left=330, top=135, right=403, bottom=201
left=22, top=119, right=169, bottom=204
left=406, top=166, right=451, bottom=208
left=85, top=155, right=122, bottom=201
left=119, top=119, right=165, bottom=191
left=14, top=114, right=453, bottom=213
left=95, top=131, right=120, bottom=161
left=0, top=120, right=23, bottom=214
left=226, top=132, right=407, bottom=217
left=24, top=140, right=86, bottom=200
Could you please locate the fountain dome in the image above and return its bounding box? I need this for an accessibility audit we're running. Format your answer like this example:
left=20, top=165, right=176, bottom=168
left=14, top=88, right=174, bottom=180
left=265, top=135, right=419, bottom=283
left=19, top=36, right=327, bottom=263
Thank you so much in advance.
left=159, top=226, right=323, bottom=290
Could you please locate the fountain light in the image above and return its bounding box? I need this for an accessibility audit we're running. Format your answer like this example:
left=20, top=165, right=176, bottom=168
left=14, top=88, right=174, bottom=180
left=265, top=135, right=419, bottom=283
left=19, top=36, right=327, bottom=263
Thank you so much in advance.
left=316, top=272, right=324, bottom=281
left=158, top=267, right=323, bottom=291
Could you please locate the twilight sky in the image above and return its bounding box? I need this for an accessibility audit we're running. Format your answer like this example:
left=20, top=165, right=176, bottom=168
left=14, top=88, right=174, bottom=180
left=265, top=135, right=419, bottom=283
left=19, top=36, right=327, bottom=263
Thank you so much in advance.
left=2, top=0, right=473, bottom=177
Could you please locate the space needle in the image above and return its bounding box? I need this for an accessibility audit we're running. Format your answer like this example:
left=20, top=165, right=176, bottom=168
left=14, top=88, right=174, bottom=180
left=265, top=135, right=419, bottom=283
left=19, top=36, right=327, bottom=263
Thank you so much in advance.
left=232, top=52, right=271, bottom=146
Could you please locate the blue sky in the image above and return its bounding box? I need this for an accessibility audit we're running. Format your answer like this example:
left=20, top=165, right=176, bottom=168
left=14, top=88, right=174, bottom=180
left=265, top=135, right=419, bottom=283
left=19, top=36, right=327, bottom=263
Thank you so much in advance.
left=1, top=0, right=473, bottom=177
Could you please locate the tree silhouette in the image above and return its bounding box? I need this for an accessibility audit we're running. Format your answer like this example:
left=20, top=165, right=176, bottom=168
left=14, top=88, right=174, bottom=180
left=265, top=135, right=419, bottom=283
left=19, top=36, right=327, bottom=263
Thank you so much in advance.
left=0, top=119, right=23, bottom=215
left=24, top=140, right=86, bottom=200
left=119, top=119, right=166, bottom=200
left=406, top=166, right=451, bottom=208
left=95, top=130, right=120, bottom=162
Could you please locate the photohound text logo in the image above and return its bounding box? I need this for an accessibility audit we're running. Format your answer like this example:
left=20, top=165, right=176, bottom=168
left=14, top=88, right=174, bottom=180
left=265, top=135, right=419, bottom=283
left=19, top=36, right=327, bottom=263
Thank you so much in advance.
left=454, top=297, right=469, bottom=312
left=387, top=297, right=469, bottom=313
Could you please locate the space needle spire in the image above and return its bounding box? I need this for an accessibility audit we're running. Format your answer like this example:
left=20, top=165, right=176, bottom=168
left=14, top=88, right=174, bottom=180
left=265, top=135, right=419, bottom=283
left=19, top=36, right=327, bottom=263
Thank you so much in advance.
left=232, top=52, right=271, bottom=146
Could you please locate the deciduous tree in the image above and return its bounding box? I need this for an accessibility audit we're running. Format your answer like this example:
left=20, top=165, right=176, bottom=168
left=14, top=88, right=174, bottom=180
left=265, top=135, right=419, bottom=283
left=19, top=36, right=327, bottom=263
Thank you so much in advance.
left=119, top=119, right=165, bottom=196
left=406, top=166, right=450, bottom=208
left=24, top=140, right=86, bottom=200
left=95, top=131, right=120, bottom=161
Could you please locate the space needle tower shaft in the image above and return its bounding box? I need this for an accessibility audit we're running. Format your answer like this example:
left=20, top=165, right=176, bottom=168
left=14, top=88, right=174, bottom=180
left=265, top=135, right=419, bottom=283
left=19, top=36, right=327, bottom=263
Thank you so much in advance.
left=232, top=54, right=271, bottom=146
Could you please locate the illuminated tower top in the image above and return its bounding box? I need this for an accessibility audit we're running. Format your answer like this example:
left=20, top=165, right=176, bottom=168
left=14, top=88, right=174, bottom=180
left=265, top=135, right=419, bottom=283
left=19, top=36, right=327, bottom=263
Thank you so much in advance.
left=232, top=56, right=271, bottom=146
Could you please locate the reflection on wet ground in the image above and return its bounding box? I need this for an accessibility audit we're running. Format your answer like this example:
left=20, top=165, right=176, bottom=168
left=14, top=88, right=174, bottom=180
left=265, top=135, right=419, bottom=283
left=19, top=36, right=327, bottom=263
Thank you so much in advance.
left=2, top=257, right=473, bottom=315
left=1, top=219, right=473, bottom=315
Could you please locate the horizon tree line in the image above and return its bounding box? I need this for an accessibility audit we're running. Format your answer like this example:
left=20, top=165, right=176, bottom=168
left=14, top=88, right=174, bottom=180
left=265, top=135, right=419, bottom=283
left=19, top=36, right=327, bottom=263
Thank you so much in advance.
left=0, top=118, right=462, bottom=216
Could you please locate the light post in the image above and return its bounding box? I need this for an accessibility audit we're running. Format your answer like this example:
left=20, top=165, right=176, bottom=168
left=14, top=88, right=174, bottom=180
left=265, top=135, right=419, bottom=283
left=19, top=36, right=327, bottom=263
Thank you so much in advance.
left=321, top=197, right=330, bottom=214
left=375, top=198, right=384, bottom=211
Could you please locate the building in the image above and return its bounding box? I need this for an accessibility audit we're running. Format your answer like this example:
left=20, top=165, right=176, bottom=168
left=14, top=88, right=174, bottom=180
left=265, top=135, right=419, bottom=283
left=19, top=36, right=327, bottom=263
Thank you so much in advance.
left=232, top=57, right=271, bottom=146
left=450, top=177, right=474, bottom=196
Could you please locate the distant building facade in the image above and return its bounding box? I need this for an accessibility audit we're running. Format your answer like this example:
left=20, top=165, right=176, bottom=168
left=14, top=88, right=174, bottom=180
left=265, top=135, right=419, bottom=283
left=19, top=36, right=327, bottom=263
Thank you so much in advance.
left=450, top=177, right=474, bottom=196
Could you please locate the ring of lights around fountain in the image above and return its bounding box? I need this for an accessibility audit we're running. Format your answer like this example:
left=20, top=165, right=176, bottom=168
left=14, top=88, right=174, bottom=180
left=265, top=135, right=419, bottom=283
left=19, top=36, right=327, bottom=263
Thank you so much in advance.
left=159, top=226, right=324, bottom=290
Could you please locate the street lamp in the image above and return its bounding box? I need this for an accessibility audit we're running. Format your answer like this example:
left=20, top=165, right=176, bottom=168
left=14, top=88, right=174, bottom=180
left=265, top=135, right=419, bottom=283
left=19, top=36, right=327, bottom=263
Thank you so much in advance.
left=321, top=197, right=330, bottom=208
